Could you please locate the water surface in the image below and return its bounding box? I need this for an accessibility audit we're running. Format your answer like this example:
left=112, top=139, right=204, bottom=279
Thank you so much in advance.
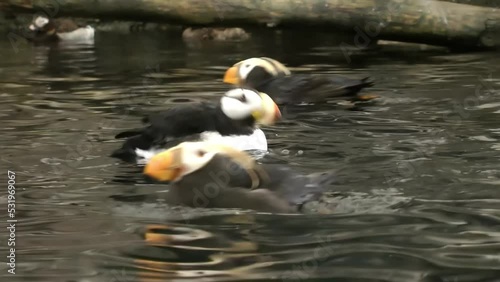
left=1, top=30, right=500, bottom=282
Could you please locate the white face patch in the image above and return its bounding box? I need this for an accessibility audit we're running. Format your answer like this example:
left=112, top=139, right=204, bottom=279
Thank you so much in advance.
left=235, top=57, right=291, bottom=80
left=32, top=16, right=49, bottom=30
left=175, top=141, right=260, bottom=181
left=175, top=142, right=218, bottom=178
left=220, top=88, right=263, bottom=120
left=237, top=58, right=259, bottom=80
left=260, top=57, right=291, bottom=75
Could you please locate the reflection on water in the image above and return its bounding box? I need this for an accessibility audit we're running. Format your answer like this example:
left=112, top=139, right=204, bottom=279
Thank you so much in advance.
left=1, top=29, right=500, bottom=281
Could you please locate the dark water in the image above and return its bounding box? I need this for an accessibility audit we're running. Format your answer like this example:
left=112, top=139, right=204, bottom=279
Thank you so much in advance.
left=1, top=29, right=500, bottom=282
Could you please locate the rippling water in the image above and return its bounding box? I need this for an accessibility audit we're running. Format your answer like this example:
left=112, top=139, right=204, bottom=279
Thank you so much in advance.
left=1, top=29, right=500, bottom=281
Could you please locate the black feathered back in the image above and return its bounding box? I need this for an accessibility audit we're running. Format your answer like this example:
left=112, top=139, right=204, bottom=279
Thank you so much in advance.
left=254, top=74, right=374, bottom=105
left=165, top=154, right=335, bottom=213
left=111, top=102, right=257, bottom=162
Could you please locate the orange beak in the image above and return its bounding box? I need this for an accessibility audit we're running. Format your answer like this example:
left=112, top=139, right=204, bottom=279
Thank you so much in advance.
left=223, top=66, right=241, bottom=85
left=144, top=148, right=184, bottom=182
left=274, top=103, right=282, bottom=121
left=270, top=102, right=282, bottom=123
left=253, top=93, right=281, bottom=125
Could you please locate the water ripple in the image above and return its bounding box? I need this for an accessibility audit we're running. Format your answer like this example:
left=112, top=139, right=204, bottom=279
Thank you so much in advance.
left=1, top=32, right=500, bottom=282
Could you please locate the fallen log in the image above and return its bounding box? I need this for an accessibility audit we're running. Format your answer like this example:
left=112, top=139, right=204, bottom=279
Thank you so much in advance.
left=6, top=0, right=500, bottom=49
left=440, top=0, right=499, bottom=8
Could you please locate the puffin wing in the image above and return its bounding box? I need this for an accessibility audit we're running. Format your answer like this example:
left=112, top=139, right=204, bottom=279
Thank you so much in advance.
left=196, top=186, right=296, bottom=213
left=142, top=102, right=216, bottom=137
left=306, top=169, right=337, bottom=185
left=263, top=75, right=374, bottom=104
left=53, top=19, right=81, bottom=33
left=111, top=103, right=216, bottom=161
left=259, top=165, right=336, bottom=207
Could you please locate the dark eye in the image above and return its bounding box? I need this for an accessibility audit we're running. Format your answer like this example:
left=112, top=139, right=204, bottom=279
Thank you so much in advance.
left=244, top=64, right=251, bottom=68
left=237, top=94, right=247, bottom=103
left=196, top=150, right=206, bottom=157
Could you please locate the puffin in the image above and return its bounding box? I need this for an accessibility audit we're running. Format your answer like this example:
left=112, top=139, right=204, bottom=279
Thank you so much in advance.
left=223, top=57, right=377, bottom=105
left=182, top=27, right=250, bottom=42
left=144, top=141, right=335, bottom=213
left=28, top=16, right=95, bottom=43
left=111, top=88, right=281, bottom=163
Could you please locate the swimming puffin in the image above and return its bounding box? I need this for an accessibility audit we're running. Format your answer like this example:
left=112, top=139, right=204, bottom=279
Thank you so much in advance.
left=111, top=88, right=281, bottom=163
left=182, top=27, right=250, bottom=42
left=223, top=57, right=377, bottom=105
left=144, top=141, right=335, bottom=213
left=28, top=16, right=95, bottom=43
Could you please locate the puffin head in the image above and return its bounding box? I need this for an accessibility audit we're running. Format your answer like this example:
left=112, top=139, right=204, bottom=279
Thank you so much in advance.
left=223, top=57, right=291, bottom=87
left=144, top=141, right=262, bottom=187
left=220, top=88, right=281, bottom=125
left=29, top=16, right=54, bottom=34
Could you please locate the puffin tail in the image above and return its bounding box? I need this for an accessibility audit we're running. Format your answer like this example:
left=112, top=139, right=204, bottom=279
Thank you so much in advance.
left=308, top=169, right=337, bottom=187
left=110, top=147, right=136, bottom=162
left=349, top=77, right=378, bottom=101
left=292, top=169, right=337, bottom=212
left=110, top=133, right=156, bottom=162
left=115, top=128, right=144, bottom=139
left=344, top=76, right=374, bottom=93
left=359, top=77, right=375, bottom=88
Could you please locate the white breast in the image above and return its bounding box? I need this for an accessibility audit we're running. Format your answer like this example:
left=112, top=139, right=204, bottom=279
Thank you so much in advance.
left=57, top=26, right=95, bottom=42
left=135, top=129, right=268, bottom=165
left=200, top=129, right=268, bottom=151
left=135, top=148, right=166, bottom=165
